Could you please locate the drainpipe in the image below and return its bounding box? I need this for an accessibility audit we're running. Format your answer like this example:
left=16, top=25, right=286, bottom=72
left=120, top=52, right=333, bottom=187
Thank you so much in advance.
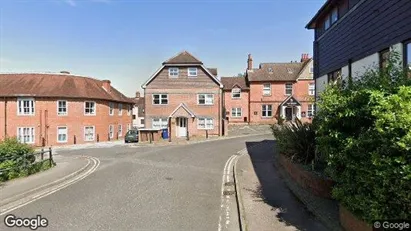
left=219, top=88, right=222, bottom=136
left=3, top=97, right=7, bottom=138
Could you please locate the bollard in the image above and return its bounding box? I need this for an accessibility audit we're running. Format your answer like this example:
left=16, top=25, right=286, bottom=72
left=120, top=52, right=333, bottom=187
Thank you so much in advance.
left=186, top=131, right=189, bottom=141
left=97, top=134, right=99, bottom=143
left=41, top=148, right=44, bottom=160
left=49, top=147, right=53, bottom=166
left=149, top=132, right=152, bottom=144
left=206, top=130, right=209, bottom=139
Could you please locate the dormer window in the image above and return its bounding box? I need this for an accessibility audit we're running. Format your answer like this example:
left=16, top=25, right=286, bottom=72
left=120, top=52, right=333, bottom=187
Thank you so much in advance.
left=188, top=68, right=198, bottom=77
left=231, top=88, right=241, bottom=98
left=169, top=68, right=179, bottom=77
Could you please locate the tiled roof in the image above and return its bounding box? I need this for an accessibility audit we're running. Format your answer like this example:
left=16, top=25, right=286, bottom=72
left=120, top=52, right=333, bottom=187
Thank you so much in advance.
left=247, top=60, right=311, bottom=82
left=0, top=73, right=133, bottom=103
left=207, top=68, right=218, bottom=76
left=162, top=51, right=203, bottom=65
left=221, top=77, right=249, bottom=90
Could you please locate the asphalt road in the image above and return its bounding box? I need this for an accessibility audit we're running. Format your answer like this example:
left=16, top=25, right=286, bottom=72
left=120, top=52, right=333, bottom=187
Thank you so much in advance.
left=1, top=135, right=271, bottom=231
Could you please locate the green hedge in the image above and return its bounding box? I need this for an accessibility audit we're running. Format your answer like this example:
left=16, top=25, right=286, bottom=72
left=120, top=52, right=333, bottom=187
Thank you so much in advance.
left=315, top=53, right=411, bottom=223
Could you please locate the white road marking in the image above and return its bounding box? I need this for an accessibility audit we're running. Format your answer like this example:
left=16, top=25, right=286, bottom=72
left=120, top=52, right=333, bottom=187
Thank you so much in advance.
left=218, top=155, right=236, bottom=231
left=0, top=156, right=100, bottom=216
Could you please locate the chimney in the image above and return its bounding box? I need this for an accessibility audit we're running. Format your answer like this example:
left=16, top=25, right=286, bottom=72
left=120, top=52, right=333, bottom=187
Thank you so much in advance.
left=102, top=80, right=111, bottom=92
left=135, top=91, right=141, bottom=99
left=247, top=54, right=253, bottom=70
left=301, top=53, right=310, bottom=62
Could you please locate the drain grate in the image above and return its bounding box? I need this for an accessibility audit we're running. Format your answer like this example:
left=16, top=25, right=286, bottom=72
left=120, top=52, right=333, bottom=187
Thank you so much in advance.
left=223, top=190, right=235, bottom=195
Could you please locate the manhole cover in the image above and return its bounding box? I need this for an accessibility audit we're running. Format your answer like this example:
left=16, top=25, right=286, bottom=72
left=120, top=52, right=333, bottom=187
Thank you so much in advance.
left=223, top=190, right=235, bottom=195
left=165, top=177, right=173, bottom=181
left=225, top=182, right=235, bottom=186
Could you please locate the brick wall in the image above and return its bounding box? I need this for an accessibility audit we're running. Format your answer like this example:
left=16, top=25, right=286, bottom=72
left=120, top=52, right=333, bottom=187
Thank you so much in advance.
left=0, top=97, right=132, bottom=146
left=223, top=90, right=249, bottom=123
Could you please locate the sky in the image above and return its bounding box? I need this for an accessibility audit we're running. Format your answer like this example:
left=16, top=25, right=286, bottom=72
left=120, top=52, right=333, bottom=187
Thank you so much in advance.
left=0, top=0, right=325, bottom=97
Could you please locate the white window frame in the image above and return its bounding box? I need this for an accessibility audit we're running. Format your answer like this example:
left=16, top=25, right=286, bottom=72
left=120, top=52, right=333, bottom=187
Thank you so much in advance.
left=57, top=126, right=68, bottom=143
left=118, top=124, right=123, bottom=137
left=231, top=88, right=241, bottom=99
left=84, top=101, right=96, bottom=116
left=17, top=98, right=35, bottom=116
left=308, top=104, right=315, bottom=117
left=231, top=108, right=242, bottom=117
left=109, top=102, right=114, bottom=116
left=285, top=83, right=293, bottom=95
left=262, top=105, right=273, bottom=118
left=188, top=67, right=198, bottom=77
left=17, top=127, right=35, bottom=144
left=152, top=118, right=168, bottom=129
left=118, top=103, right=123, bottom=115
left=168, top=68, right=179, bottom=77
left=152, top=94, right=168, bottom=105
left=197, top=94, right=214, bottom=105
left=308, top=83, right=315, bottom=96
left=109, top=125, right=114, bottom=139
left=57, top=100, right=68, bottom=116
left=197, top=118, right=214, bottom=130
left=84, top=126, right=95, bottom=142
left=263, top=84, right=271, bottom=96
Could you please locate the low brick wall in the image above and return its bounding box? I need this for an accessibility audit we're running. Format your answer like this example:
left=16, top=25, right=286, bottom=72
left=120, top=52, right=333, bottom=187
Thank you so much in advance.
left=339, top=205, right=372, bottom=231
left=278, top=154, right=334, bottom=199
left=139, top=130, right=162, bottom=142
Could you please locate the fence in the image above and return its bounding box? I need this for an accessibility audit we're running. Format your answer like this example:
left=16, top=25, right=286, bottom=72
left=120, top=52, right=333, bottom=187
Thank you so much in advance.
left=0, top=147, right=54, bottom=176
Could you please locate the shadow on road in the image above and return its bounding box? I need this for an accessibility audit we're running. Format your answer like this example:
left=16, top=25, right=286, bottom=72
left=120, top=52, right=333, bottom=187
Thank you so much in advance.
left=245, top=140, right=327, bottom=231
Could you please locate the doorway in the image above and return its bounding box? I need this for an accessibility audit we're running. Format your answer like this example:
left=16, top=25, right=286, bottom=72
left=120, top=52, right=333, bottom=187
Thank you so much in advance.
left=176, top=117, right=188, bottom=137
left=285, top=107, right=293, bottom=121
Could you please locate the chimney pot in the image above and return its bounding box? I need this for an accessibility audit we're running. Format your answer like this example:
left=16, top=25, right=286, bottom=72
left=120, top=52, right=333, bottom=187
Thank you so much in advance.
left=135, top=91, right=141, bottom=99
left=247, top=54, right=253, bottom=70
left=102, top=80, right=111, bottom=92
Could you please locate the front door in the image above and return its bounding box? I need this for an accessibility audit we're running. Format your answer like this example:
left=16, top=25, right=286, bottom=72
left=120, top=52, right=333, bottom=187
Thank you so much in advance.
left=285, top=107, right=293, bottom=121
left=177, top=117, right=187, bottom=137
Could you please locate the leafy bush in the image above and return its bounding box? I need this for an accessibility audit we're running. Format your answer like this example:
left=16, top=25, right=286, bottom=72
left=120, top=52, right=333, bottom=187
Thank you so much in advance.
left=271, top=119, right=317, bottom=165
left=315, top=53, right=411, bottom=223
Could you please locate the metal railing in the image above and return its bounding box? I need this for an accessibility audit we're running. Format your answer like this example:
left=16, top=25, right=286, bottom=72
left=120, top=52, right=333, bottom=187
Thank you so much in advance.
left=0, top=147, right=53, bottom=175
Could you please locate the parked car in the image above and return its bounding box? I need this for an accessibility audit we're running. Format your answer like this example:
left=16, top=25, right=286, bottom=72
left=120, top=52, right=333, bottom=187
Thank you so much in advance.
left=125, top=130, right=139, bottom=143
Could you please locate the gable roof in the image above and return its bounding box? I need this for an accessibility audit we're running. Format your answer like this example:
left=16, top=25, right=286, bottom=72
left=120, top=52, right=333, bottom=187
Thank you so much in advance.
left=169, top=103, right=196, bottom=118
left=220, top=77, right=249, bottom=90
left=306, top=0, right=339, bottom=29
left=0, top=73, right=133, bottom=103
left=142, top=51, right=223, bottom=89
left=280, top=95, right=302, bottom=107
left=247, top=59, right=312, bottom=82
left=162, top=51, right=203, bottom=65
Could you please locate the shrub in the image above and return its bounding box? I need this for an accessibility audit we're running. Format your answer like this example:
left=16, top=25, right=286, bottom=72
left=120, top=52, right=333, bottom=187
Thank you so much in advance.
left=315, top=53, right=411, bottom=223
left=271, top=119, right=317, bottom=166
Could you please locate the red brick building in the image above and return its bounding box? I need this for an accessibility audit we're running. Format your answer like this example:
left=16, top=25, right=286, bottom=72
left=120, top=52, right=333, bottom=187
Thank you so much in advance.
left=0, top=73, right=133, bottom=146
left=142, top=51, right=224, bottom=139
left=221, top=77, right=249, bottom=124
left=246, top=54, right=315, bottom=124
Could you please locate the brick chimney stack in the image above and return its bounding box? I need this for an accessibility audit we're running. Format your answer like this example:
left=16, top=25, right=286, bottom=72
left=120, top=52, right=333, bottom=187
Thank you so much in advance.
left=102, top=80, right=111, bottom=92
left=135, top=91, right=141, bottom=99
left=247, top=54, right=253, bottom=70
left=301, top=53, right=310, bottom=62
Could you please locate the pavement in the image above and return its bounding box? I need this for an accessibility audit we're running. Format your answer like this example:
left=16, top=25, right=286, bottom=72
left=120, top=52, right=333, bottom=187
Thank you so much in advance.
left=227, top=124, right=272, bottom=137
left=0, top=134, right=271, bottom=231
left=234, top=140, right=329, bottom=231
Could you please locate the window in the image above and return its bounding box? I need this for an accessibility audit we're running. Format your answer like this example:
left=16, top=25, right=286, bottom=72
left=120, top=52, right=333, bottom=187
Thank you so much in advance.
left=331, top=8, right=338, bottom=24
left=57, top=127, right=68, bottom=143
left=169, top=68, right=179, bottom=77
left=328, top=69, right=342, bottom=85
left=141, top=119, right=145, bottom=125
left=262, top=105, right=272, bottom=117
left=84, top=101, right=96, bottom=115
left=231, top=108, right=242, bottom=117
left=285, top=83, right=293, bottom=95
left=263, top=83, right=271, bottom=96
left=84, top=126, right=95, bottom=141
left=308, top=104, right=315, bottom=117
left=132, top=115, right=136, bottom=120
left=127, top=105, right=132, bottom=116
left=198, top=118, right=214, bottom=129
left=379, top=48, right=390, bottom=70
left=118, top=124, right=123, bottom=137
left=17, top=127, right=35, bottom=144
left=17, top=98, right=35, bottom=115
left=109, top=102, right=114, bottom=115
left=118, top=103, right=123, bottom=115
left=198, top=94, right=214, bottom=105
left=188, top=68, right=198, bottom=77
left=109, top=125, right=114, bottom=139
left=152, top=118, right=168, bottom=129
left=153, top=94, right=168, bottom=105
left=231, top=88, right=241, bottom=98
left=324, top=16, right=331, bottom=30
left=309, top=83, right=315, bottom=95
left=57, top=100, right=67, bottom=116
